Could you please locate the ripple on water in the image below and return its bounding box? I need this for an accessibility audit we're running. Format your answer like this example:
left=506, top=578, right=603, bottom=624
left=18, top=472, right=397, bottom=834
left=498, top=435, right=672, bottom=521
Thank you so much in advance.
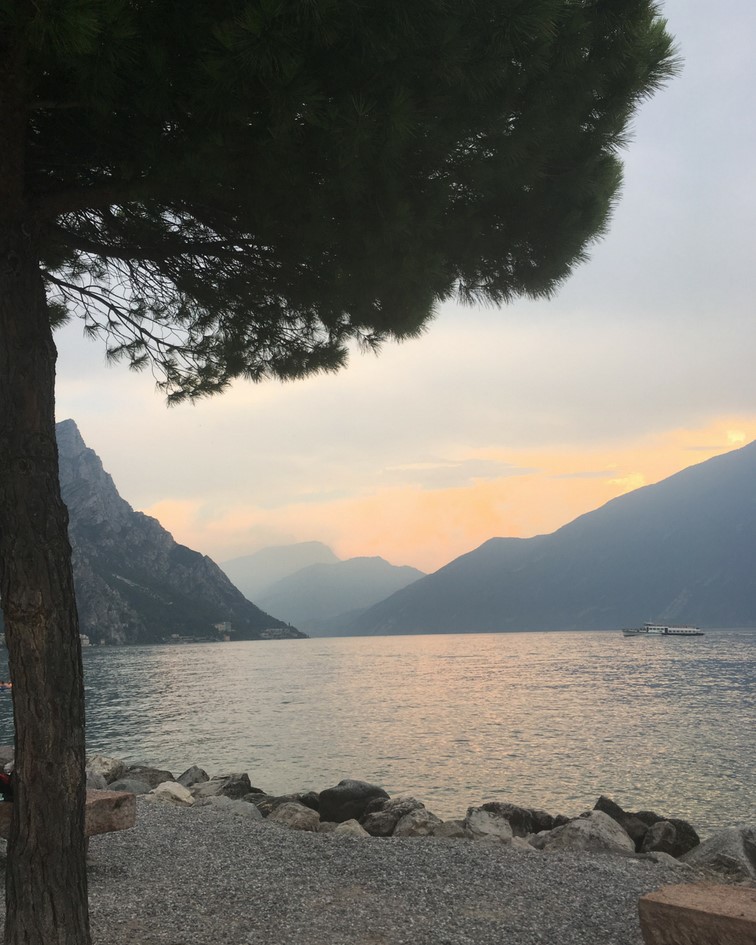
left=0, top=628, right=754, bottom=833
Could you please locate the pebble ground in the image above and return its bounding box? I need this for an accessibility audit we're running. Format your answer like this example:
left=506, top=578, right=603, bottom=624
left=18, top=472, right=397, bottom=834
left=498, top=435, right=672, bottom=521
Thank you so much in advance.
left=63, top=799, right=700, bottom=945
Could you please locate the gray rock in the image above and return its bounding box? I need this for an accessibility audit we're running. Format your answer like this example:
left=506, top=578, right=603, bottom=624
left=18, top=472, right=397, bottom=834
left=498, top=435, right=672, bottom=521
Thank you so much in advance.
left=267, top=802, right=320, bottom=832
left=86, top=754, right=126, bottom=784
left=86, top=771, right=108, bottom=790
left=634, top=809, right=665, bottom=827
left=640, top=819, right=700, bottom=858
left=533, top=810, right=635, bottom=855
left=594, top=796, right=650, bottom=851
left=641, top=850, right=693, bottom=869
left=148, top=782, right=194, bottom=806
left=177, top=766, right=209, bottom=788
left=295, top=791, right=321, bottom=813
left=191, top=773, right=256, bottom=800
left=234, top=801, right=264, bottom=820
left=593, top=795, right=626, bottom=821
left=362, top=795, right=392, bottom=817
left=191, top=780, right=225, bottom=799
left=464, top=809, right=514, bottom=843
left=393, top=808, right=443, bottom=837
left=122, top=766, right=175, bottom=789
left=680, top=826, right=756, bottom=880
left=430, top=820, right=470, bottom=839
left=201, top=797, right=263, bottom=821
left=361, top=796, right=425, bottom=837
left=511, top=836, right=538, bottom=853
left=477, top=802, right=564, bottom=837
left=247, top=793, right=318, bottom=817
left=0, top=747, right=14, bottom=768
left=194, top=795, right=233, bottom=809
left=213, top=773, right=256, bottom=799
left=317, top=821, right=337, bottom=833
left=108, top=778, right=153, bottom=795
left=318, top=779, right=390, bottom=824
left=334, top=819, right=370, bottom=838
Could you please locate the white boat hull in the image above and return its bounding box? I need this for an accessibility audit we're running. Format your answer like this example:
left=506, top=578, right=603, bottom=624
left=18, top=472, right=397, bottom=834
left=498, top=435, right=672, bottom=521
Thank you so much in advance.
left=622, top=622, right=704, bottom=637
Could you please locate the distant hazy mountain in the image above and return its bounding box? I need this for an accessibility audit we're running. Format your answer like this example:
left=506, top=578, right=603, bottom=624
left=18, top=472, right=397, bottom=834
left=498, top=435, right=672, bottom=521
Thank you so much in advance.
left=255, top=557, right=425, bottom=634
left=220, top=541, right=338, bottom=600
left=51, top=420, right=305, bottom=644
left=348, top=441, right=756, bottom=634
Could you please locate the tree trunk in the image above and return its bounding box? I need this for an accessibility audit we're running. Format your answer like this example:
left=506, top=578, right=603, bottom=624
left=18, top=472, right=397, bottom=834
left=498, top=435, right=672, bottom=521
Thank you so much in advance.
left=0, top=216, right=91, bottom=943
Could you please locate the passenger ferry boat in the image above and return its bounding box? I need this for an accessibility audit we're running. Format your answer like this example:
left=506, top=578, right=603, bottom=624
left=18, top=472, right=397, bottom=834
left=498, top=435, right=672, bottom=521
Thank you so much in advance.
left=622, top=622, right=704, bottom=637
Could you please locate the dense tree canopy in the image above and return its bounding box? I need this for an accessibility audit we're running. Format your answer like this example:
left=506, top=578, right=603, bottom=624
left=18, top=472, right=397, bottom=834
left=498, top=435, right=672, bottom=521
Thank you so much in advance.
left=0, top=2, right=677, bottom=943
left=13, top=0, right=677, bottom=398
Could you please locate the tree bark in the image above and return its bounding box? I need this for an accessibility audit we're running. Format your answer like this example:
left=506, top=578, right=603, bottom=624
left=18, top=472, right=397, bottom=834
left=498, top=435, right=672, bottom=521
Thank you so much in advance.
left=0, top=216, right=91, bottom=942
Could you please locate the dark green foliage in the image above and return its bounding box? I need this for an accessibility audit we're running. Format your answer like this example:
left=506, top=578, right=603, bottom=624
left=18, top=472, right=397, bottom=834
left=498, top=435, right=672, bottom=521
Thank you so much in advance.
left=5, top=1, right=678, bottom=400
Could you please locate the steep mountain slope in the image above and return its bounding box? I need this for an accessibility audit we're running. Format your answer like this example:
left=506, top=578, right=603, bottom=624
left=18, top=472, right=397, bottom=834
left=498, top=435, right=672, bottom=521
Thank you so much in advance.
left=55, top=420, right=304, bottom=644
left=255, top=556, right=425, bottom=633
left=349, top=441, right=756, bottom=634
left=220, top=542, right=338, bottom=600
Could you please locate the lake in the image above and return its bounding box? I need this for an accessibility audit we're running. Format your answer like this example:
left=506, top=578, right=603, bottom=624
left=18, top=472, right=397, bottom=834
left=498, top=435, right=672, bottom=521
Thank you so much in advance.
left=1, top=628, right=754, bottom=835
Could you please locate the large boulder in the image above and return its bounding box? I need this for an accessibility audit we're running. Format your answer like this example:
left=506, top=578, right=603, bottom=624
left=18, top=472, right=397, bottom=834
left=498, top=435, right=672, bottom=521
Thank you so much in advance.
left=121, top=765, right=175, bottom=789
left=108, top=778, right=153, bottom=795
left=594, top=796, right=651, bottom=851
left=393, top=808, right=443, bottom=837
left=361, top=796, right=425, bottom=837
left=641, top=819, right=700, bottom=858
left=249, top=792, right=320, bottom=817
left=680, top=826, right=756, bottom=881
left=334, top=819, right=370, bottom=838
left=479, top=802, right=566, bottom=837
left=430, top=820, right=470, bottom=839
left=148, top=781, right=194, bottom=806
left=198, top=796, right=263, bottom=821
left=86, top=771, right=108, bottom=791
left=318, top=780, right=389, bottom=824
left=86, top=755, right=126, bottom=784
left=464, top=808, right=514, bottom=843
left=634, top=809, right=666, bottom=826
left=191, top=773, right=259, bottom=800
left=593, top=797, right=698, bottom=856
left=267, top=801, right=320, bottom=832
left=532, top=810, right=635, bottom=854
left=177, top=766, right=209, bottom=788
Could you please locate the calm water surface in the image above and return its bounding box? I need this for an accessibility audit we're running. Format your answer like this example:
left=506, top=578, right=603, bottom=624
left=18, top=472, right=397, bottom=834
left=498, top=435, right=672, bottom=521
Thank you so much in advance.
left=1, top=629, right=754, bottom=834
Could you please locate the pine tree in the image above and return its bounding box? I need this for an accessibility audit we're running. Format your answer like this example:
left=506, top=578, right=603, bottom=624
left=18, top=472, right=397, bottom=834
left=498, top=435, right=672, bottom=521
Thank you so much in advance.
left=0, top=2, right=677, bottom=942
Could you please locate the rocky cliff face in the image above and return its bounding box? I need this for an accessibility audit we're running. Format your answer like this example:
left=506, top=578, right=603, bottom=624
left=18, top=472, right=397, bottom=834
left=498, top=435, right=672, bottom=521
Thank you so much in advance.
left=54, top=419, right=304, bottom=644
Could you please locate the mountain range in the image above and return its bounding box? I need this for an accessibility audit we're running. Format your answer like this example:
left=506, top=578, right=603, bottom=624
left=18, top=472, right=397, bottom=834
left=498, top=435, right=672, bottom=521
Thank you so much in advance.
left=4, top=423, right=753, bottom=642
left=221, top=544, right=424, bottom=633
left=220, top=542, right=339, bottom=599
left=346, top=440, right=756, bottom=633
left=50, top=420, right=305, bottom=645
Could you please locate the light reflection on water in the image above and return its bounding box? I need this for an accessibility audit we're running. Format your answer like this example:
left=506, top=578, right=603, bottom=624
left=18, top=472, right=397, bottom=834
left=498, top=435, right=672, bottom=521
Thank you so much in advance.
left=0, top=629, right=753, bottom=834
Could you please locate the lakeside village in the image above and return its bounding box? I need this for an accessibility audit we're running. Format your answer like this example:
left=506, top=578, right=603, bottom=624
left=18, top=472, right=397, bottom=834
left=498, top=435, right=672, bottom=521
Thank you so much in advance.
left=0, top=622, right=300, bottom=649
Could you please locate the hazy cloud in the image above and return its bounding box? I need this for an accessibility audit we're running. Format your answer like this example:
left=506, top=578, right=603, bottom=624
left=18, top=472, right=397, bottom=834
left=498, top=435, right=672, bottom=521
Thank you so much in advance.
left=53, top=0, right=756, bottom=570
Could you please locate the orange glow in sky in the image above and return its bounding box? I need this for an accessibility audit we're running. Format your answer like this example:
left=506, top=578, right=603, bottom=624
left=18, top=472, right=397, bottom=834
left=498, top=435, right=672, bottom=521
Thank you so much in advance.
left=145, top=416, right=756, bottom=573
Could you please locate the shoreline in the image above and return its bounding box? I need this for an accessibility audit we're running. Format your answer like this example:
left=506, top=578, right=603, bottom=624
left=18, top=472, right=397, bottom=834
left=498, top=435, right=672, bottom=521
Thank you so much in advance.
left=0, top=755, right=753, bottom=944
left=2, top=799, right=708, bottom=945
left=86, top=756, right=756, bottom=878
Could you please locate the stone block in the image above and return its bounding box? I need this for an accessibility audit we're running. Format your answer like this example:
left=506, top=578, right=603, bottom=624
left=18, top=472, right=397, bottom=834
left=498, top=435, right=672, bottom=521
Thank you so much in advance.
left=0, top=789, right=136, bottom=839
left=85, top=789, right=136, bottom=835
left=639, top=882, right=756, bottom=945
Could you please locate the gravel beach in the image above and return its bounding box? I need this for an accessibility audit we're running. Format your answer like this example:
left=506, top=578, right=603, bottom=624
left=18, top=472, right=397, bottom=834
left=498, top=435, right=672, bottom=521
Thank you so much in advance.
left=0, top=798, right=702, bottom=945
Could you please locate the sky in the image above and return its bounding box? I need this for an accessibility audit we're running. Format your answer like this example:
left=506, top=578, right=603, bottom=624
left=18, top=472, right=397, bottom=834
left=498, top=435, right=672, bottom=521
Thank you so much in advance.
left=54, top=0, right=756, bottom=575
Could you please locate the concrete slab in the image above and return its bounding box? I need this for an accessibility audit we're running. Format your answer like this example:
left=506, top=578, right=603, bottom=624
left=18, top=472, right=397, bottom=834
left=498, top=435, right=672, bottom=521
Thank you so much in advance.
left=639, top=882, right=756, bottom=945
